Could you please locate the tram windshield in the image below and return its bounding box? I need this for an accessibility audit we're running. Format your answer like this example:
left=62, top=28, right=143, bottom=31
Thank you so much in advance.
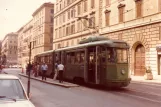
left=116, top=48, right=128, bottom=63
left=107, top=48, right=128, bottom=63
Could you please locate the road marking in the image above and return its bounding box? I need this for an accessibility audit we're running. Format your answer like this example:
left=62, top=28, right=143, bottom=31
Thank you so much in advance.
left=117, top=91, right=161, bottom=103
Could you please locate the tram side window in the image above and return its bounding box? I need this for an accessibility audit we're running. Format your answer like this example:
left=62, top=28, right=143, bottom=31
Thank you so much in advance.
left=67, top=53, right=71, bottom=64
left=71, top=52, right=75, bottom=64
left=80, top=52, right=85, bottom=63
left=75, top=52, right=81, bottom=64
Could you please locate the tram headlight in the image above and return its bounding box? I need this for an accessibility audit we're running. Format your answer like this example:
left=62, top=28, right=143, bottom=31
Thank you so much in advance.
left=121, top=69, right=126, bottom=75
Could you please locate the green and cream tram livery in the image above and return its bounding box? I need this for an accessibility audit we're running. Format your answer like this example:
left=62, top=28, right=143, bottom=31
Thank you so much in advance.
left=34, top=36, right=131, bottom=88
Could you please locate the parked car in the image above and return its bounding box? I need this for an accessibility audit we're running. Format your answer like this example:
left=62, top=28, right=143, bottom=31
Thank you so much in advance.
left=0, top=74, right=35, bottom=107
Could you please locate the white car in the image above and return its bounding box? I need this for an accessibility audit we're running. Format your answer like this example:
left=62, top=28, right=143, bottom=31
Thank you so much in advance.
left=0, top=74, right=35, bottom=107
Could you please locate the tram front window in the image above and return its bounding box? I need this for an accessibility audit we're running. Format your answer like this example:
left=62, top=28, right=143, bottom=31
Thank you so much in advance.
left=116, top=48, right=128, bottom=63
left=107, top=48, right=116, bottom=63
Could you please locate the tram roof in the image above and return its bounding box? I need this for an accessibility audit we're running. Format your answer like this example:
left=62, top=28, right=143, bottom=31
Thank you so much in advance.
left=55, top=39, right=129, bottom=52
left=35, top=39, right=129, bottom=56
left=36, top=49, right=54, bottom=56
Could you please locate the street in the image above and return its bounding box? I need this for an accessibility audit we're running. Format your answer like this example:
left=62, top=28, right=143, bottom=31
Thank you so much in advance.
left=3, top=68, right=161, bottom=107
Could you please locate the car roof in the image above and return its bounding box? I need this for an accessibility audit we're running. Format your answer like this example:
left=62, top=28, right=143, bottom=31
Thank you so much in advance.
left=0, top=74, right=19, bottom=79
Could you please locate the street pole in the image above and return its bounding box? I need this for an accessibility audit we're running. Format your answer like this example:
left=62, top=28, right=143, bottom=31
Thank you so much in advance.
left=27, top=42, right=32, bottom=97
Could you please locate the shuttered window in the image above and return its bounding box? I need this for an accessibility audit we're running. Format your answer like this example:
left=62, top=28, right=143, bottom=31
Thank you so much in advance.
left=78, top=4, right=81, bottom=15
left=91, top=0, right=95, bottom=8
left=105, top=10, right=110, bottom=26
left=119, top=7, right=124, bottom=22
left=136, top=0, right=142, bottom=18
left=106, top=0, right=110, bottom=6
left=159, top=0, right=161, bottom=11
left=84, top=0, right=87, bottom=12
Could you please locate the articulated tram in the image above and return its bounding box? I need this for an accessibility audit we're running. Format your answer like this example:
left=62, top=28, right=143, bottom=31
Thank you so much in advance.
left=34, top=36, right=131, bottom=88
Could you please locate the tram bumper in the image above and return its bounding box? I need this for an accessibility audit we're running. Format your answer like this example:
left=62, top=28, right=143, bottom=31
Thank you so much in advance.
left=104, top=78, right=131, bottom=88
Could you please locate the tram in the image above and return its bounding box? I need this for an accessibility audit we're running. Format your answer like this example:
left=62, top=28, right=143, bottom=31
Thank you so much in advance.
left=34, top=36, right=131, bottom=88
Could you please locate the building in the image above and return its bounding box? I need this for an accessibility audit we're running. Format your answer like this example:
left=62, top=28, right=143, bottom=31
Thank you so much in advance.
left=54, top=0, right=161, bottom=76
left=53, top=0, right=99, bottom=49
left=99, top=0, right=161, bottom=76
left=17, top=2, right=54, bottom=67
left=17, top=19, right=33, bottom=68
left=32, top=2, right=54, bottom=56
left=1, top=33, right=18, bottom=66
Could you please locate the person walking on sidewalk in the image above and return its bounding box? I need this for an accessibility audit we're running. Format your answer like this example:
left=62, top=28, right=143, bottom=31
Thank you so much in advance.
left=53, top=61, right=58, bottom=80
left=57, top=62, right=64, bottom=83
left=41, top=62, right=48, bottom=81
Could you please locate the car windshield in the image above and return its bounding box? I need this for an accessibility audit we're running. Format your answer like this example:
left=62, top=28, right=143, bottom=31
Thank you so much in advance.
left=0, top=79, right=27, bottom=100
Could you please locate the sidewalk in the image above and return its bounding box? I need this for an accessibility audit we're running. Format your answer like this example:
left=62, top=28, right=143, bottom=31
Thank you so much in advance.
left=131, top=75, right=161, bottom=85
left=19, top=73, right=79, bottom=88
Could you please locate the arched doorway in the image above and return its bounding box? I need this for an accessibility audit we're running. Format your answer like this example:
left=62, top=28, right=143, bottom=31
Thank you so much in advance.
left=135, top=44, right=145, bottom=76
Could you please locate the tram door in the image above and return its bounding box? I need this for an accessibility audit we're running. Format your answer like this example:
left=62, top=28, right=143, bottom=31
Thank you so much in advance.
left=88, top=47, right=96, bottom=83
left=88, top=46, right=101, bottom=84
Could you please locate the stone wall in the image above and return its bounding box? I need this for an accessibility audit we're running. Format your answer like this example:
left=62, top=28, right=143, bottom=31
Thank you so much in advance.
left=102, top=22, right=161, bottom=75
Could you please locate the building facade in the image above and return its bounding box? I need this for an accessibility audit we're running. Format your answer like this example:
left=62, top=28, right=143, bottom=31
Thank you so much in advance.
left=17, top=19, right=33, bottom=68
left=54, top=0, right=161, bottom=76
left=17, top=2, right=54, bottom=67
left=53, top=0, right=99, bottom=49
left=1, top=33, right=18, bottom=66
left=32, top=2, right=54, bottom=56
left=99, top=0, right=161, bottom=76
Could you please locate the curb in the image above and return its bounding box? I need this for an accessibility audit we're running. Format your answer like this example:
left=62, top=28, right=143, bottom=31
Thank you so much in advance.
left=19, top=73, right=79, bottom=88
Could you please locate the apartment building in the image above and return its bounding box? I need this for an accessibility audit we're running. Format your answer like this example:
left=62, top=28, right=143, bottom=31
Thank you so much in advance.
left=17, top=2, right=54, bottom=67
left=99, top=0, right=161, bottom=76
left=17, top=19, right=33, bottom=68
left=53, top=0, right=99, bottom=49
left=32, top=2, right=54, bottom=56
left=1, top=33, right=18, bottom=66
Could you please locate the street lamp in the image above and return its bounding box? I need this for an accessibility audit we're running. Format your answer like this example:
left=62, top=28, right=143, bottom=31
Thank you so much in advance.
left=27, top=42, right=32, bottom=97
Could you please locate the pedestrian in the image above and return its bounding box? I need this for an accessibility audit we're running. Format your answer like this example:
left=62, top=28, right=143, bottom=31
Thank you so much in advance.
left=41, top=62, right=48, bottom=81
left=57, top=62, right=64, bottom=83
left=53, top=61, right=58, bottom=80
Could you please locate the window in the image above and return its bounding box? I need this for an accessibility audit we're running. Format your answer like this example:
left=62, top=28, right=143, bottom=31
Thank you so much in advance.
left=135, top=0, right=142, bottom=18
left=118, top=4, right=125, bottom=23
left=91, top=0, right=95, bottom=8
left=67, top=0, right=70, bottom=5
left=89, top=14, right=95, bottom=28
left=78, top=3, right=81, bottom=15
left=84, top=0, right=87, bottom=12
left=71, top=7, right=75, bottom=18
left=106, top=0, right=110, bottom=6
left=159, top=0, right=161, bottom=11
left=50, top=27, right=53, bottom=33
left=51, top=16, right=53, bottom=23
left=71, top=22, right=75, bottom=34
left=51, top=9, right=54, bottom=14
left=63, top=13, right=66, bottom=22
left=105, top=10, right=110, bottom=26
left=63, top=26, right=66, bottom=37
left=68, top=10, right=70, bottom=19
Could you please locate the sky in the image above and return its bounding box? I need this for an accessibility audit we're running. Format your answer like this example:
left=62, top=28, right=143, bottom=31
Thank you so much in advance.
left=0, top=0, right=55, bottom=40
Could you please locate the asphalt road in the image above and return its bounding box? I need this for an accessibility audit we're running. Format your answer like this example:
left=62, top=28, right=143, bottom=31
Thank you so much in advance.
left=3, top=68, right=161, bottom=107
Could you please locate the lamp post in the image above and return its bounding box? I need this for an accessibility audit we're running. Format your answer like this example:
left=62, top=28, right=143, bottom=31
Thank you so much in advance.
left=27, top=42, right=32, bottom=97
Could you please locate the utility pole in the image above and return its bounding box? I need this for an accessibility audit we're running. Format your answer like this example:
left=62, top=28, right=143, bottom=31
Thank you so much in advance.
left=27, top=42, right=32, bottom=97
